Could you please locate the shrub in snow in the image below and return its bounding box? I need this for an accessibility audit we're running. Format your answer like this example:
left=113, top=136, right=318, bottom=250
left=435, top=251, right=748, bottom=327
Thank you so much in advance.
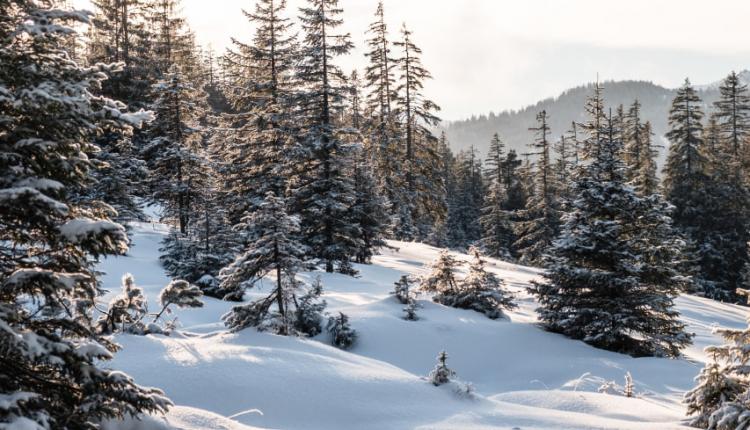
left=403, top=300, right=419, bottom=321
left=294, top=277, right=327, bottom=337
left=434, top=247, right=516, bottom=319
left=97, top=274, right=149, bottom=335
left=597, top=380, right=620, bottom=395
left=392, top=275, right=414, bottom=304
left=429, top=351, right=456, bottom=386
left=0, top=3, right=170, bottom=426
left=685, top=297, right=750, bottom=429
left=420, top=250, right=462, bottom=293
left=624, top=372, right=634, bottom=398
left=337, top=259, right=360, bottom=277
left=153, top=280, right=204, bottom=323
left=327, top=312, right=357, bottom=350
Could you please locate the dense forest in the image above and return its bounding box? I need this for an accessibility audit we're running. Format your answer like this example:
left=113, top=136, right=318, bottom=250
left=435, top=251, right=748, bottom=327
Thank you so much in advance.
left=3, top=0, right=750, bottom=429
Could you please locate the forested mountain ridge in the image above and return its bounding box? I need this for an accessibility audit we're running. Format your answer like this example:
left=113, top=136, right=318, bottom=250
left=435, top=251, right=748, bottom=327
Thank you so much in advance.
left=443, top=72, right=750, bottom=157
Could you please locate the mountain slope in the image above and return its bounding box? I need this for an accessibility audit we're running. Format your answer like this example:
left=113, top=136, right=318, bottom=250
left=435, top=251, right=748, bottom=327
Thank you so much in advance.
left=96, top=217, right=747, bottom=429
left=443, top=72, right=749, bottom=158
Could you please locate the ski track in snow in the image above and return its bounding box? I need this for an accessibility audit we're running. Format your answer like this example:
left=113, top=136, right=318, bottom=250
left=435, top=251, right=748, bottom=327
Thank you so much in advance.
left=98, top=220, right=746, bottom=430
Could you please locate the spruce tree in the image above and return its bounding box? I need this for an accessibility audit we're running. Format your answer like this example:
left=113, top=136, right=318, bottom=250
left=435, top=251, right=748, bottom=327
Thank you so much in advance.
left=219, top=0, right=298, bottom=224
left=293, top=0, right=361, bottom=272
left=0, top=3, right=170, bottom=426
left=685, top=292, right=750, bottom=429
left=434, top=247, right=516, bottom=319
left=631, top=121, right=659, bottom=196
left=481, top=134, right=514, bottom=259
left=665, top=79, right=750, bottom=301
left=514, top=110, right=561, bottom=265
left=420, top=250, right=462, bottom=293
left=350, top=149, right=389, bottom=264
left=144, top=64, right=208, bottom=235
left=622, top=99, right=648, bottom=185
left=394, top=23, right=444, bottom=240
left=531, top=97, right=691, bottom=357
left=220, top=192, right=312, bottom=333
left=363, top=0, right=401, bottom=213
left=714, top=71, right=750, bottom=166
left=448, top=146, right=485, bottom=248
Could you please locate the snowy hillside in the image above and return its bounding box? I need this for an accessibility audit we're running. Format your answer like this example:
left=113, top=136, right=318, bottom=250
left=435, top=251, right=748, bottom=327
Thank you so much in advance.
left=99, top=219, right=746, bottom=430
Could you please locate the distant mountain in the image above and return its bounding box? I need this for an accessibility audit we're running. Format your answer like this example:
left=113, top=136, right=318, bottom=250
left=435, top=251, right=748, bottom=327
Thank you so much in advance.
left=442, top=71, right=749, bottom=162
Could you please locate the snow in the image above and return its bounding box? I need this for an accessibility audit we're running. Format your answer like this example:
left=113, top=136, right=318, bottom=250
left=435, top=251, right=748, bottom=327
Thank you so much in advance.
left=59, top=217, right=124, bottom=243
left=96, top=219, right=748, bottom=429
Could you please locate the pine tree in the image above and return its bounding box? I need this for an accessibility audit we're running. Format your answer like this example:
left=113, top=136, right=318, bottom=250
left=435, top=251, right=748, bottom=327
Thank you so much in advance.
left=0, top=3, right=170, bottom=426
left=665, top=79, right=750, bottom=301
left=685, top=292, right=750, bottom=429
left=153, top=279, right=204, bottom=323
left=363, top=0, right=401, bottom=212
left=553, top=133, right=576, bottom=203
left=514, top=110, right=561, bottom=265
left=327, top=312, right=357, bottom=349
left=448, top=146, right=485, bottom=248
left=622, top=99, right=648, bottom=185
left=220, top=192, right=311, bottom=332
left=631, top=121, right=659, bottom=196
left=144, top=64, right=208, bottom=235
left=434, top=247, right=516, bottom=319
left=96, top=274, right=148, bottom=335
left=349, top=149, right=389, bottom=264
left=293, top=0, right=361, bottom=272
left=420, top=250, right=462, bottom=293
left=480, top=133, right=514, bottom=259
left=714, top=71, right=750, bottom=168
left=392, top=275, right=414, bottom=304
left=394, top=23, right=444, bottom=240
left=294, top=276, right=327, bottom=336
left=219, top=0, right=298, bottom=224
left=428, top=351, right=455, bottom=386
left=531, top=94, right=691, bottom=357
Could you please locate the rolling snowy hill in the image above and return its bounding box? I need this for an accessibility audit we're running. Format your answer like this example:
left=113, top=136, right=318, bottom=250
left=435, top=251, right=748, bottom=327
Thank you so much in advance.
left=98, top=218, right=747, bottom=430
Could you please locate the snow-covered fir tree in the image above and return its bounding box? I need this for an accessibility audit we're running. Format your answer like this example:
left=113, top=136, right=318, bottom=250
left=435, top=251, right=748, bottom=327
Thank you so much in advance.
left=631, top=121, right=659, bottom=196
left=714, top=71, right=750, bottom=169
left=349, top=148, right=389, bottom=264
left=218, top=0, right=298, bottom=225
left=144, top=64, right=209, bottom=234
left=363, top=0, right=401, bottom=214
left=96, top=274, right=148, bottom=335
left=447, top=146, right=485, bottom=248
left=514, top=110, right=561, bottom=265
left=0, top=2, right=170, bottom=426
left=685, top=291, right=750, bottom=429
left=153, top=279, right=204, bottom=323
left=393, top=23, right=445, bottom=241
left=292, top=0, right=362, bottom=273
left=434, top=247, right=516, bottom=319
left=420, top=250, right=462, bottom=293
left=294, top=276, right=327, bottom=336
left=392, top=275, right=415, bottom=304
left=480, top=133, right=514, bottom=259
left=664, top=79, right=750, bottom=302
left=428, top=351, right=455, bottom=386
left=327, top=312, right=357, bottom=349
left=221, top=192, right=312, bottom=332
left=531, top=91, right=692, bottom=357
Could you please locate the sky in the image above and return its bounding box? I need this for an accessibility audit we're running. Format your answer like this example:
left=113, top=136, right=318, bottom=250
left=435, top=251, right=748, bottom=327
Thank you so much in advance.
left=73, top=0, right=750, bottom=121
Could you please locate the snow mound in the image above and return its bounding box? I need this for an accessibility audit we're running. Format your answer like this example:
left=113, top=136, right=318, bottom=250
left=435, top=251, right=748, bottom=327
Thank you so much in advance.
left=96, top=222, right=746, bottom=429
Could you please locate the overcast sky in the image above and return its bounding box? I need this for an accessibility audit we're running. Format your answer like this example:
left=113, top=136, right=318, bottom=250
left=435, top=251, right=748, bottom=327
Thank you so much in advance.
left=74, top=0, right=750, bottom=120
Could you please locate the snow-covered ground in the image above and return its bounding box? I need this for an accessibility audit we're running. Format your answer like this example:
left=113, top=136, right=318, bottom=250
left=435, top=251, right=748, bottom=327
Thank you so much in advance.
left=98, top=218, right=747, bottom=430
